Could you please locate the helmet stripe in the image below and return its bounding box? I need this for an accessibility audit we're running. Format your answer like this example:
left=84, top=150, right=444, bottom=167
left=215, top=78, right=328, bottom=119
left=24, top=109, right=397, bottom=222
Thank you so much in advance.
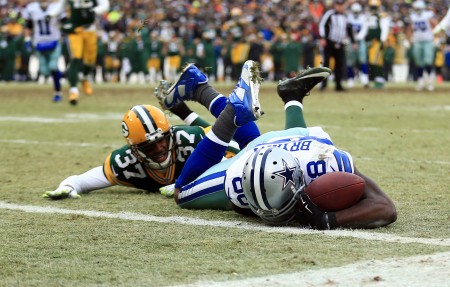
left=132, top=105, right=157, bottom=135
left=250, top=148, right=272, bottom=210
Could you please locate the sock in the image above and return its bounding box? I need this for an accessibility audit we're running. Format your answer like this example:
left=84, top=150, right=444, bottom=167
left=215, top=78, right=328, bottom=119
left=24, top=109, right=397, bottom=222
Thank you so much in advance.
left=416, top=67, right=424, bottom=79
left=196, top=93, right=259, bottom=148
left=360, top=63, right=369, bottom=74
left=211, top=104, right=238, bottom=144
left=51, top=70, right=61, bottom=94
left=170, top=102, right=194, bottom=121
left=68, top=59, right=83, bottom=87
left=285, top=101, right=306, bottom=129
left=183, top=113, right=210, bottom=127
left=82, top=64, right=93, bottom=80
left=194, top=84, right=221, bottom=109
left=347, top=66, right=354, bottom=79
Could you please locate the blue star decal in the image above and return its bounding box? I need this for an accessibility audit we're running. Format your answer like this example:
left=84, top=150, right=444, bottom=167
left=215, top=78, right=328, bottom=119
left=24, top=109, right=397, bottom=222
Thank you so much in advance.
left=273, top=159, right=296, bottom=189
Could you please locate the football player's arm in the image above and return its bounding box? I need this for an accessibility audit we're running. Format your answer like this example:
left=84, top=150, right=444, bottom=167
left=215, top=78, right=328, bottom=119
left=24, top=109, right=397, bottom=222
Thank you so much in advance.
left=434, top=8, right=450, bottom=34
left=379, top=16, right=391, bottom=43
left=43, top=166, right=113, bottom=200
left=93, top=0, right=110, bottom=15
left=333, top=167, right=397, bottom=229
left=47, top=0, right=66, bottom=18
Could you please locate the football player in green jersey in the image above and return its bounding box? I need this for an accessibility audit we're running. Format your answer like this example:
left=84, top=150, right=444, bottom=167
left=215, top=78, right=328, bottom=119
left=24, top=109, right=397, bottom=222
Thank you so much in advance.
left=43, top=65, right=241, bottom=200
left=43, top=103, right=240, bottom=199
left=56, top=0, right=110, bottom=105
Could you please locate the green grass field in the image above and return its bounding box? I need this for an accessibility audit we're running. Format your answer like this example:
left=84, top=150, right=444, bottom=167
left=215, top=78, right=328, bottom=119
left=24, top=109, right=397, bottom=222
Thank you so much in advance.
left=1, top=81, right=449, bottom=286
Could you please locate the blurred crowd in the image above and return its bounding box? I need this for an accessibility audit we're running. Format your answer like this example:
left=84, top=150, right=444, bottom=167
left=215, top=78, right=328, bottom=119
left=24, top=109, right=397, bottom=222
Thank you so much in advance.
left=1, top=0, right=450, bottom=86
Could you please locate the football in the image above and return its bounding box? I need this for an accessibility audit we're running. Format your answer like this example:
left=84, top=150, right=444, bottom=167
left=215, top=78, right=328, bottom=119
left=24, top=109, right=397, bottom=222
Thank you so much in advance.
left=305, top=172, right=365, bottom=212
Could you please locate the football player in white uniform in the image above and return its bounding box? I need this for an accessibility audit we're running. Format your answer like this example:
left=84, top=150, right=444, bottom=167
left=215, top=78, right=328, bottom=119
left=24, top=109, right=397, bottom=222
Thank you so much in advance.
left=408, top=0, right=438, bottom=91
left=166, top=61, right=396, bottom=230
left=346, top=2, right=369, bottom=88
left=23, top=1, right=65, bottom=102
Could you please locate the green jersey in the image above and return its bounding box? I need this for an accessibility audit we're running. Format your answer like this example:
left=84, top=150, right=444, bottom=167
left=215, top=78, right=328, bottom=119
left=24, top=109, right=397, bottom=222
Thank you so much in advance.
left=62, top=0, right=98, bottom=32
left=103, top=125, right=209, bottom=192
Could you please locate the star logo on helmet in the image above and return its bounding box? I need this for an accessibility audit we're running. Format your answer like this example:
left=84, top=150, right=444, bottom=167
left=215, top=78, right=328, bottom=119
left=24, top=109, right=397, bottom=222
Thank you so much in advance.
left=273, top=159, right=296, bottom=189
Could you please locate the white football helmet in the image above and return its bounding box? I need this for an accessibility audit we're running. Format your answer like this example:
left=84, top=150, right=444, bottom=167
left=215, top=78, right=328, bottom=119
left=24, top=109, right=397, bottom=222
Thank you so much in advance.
left=242, top=147, right=306, bottom=225
left=413, top=0, right=426, bottom=11
left=39, top=0, right=52, bottom=9
left=351, top=3, right=362, bottom=13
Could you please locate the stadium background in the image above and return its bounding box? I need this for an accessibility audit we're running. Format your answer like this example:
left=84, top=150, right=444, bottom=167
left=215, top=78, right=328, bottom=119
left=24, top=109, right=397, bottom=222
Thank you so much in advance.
left=1, top=0, right=450, bottom=86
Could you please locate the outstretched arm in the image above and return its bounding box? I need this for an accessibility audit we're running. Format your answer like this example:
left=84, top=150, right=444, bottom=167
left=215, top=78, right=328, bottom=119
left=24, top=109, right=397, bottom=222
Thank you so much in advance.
left=334, top=167, right=397, bottom=229
left=297, top=167, right=397, bottom=230
left=43, top=166, right=113, bottom=200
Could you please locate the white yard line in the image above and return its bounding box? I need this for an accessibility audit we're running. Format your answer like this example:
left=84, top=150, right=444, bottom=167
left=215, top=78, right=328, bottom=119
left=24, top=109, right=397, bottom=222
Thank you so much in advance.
left=0, top=139, right=115, bottom=148
left=1, top=201, right=449, bottom=247
left=0, top=114, right=121, bottom=123
left=2, top=202, right=449, bottom=286
left=171, top=251, right=450, bottom=287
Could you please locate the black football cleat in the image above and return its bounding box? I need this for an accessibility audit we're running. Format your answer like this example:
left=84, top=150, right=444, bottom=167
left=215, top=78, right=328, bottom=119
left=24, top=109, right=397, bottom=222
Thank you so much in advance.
left=277, top=67, right=332, bottom=103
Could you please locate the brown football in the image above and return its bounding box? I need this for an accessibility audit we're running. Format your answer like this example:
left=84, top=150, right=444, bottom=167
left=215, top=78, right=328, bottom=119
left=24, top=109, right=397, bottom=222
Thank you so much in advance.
left=305, top=172, right=365, bottom=212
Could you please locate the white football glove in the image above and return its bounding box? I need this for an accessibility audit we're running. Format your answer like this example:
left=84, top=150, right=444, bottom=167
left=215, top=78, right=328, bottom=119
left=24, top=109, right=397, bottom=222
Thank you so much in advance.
left=159, top=183, right=175, bottom=197
left=42, top=185, right=81, bottom=200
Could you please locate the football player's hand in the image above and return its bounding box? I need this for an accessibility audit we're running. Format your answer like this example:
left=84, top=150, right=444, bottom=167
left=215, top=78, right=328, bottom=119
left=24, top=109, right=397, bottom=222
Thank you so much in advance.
left=296, top=189, right=336, bottom=230
left=159, top=184, right=175, bottom=197
left=42, top=185, right=81, bottom=200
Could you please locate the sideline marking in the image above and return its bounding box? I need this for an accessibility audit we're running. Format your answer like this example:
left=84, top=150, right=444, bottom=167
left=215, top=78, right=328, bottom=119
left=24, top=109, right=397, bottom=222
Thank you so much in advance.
left=0, top=114, right=121, bottom=123
left=171, top=251, right=450, bottom=287
left=0, top=139, right=115, bottom=148
left=1, top=201, right=449, bottom=247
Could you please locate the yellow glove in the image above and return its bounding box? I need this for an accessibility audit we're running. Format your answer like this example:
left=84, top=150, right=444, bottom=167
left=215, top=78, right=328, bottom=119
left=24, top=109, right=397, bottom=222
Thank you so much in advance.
left=159, top=184, right=175, bottom=197
left=42, top=185, right=81, bottom=200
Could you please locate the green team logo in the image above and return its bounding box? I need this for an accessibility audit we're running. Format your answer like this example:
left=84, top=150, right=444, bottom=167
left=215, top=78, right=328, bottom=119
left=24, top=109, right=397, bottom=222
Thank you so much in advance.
left=121, top=122, right=129, bottom=137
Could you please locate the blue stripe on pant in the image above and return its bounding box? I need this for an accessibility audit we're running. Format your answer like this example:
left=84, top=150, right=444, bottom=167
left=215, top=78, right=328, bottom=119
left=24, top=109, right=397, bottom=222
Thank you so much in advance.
left=177, top=159, right=236, bottom=210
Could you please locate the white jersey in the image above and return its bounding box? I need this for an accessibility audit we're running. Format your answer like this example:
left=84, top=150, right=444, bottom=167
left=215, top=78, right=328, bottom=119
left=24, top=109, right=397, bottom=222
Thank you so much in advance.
left=23, top=2, right=63, bottom=47
left=347, top=13, right=368, bottom=41
left=224, top=127, right=354, bottom=209
left=410, top=10, right=435, bottom=42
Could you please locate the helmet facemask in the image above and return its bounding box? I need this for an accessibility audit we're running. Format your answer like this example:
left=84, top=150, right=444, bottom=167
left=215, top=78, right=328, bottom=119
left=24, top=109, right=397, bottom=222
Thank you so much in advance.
left=122, top=105, right=175, bottom=171
left=130, top=131, right=175, bottom=170
left=242, top=147, right=306, bottom=226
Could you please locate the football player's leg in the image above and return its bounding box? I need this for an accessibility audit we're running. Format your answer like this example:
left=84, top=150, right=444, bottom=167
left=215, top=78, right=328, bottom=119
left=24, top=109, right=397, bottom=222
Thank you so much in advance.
left=49, top=44, right=63, bottom=101
left=423, top=42, right=436, bottom=90
left=413, top=43, right=425, bottom=90
left=81, top=31, right=97, bottom=96
left=67, top=33, right=84, bottom=104
left=196, top=88, right=260, bottom=148
left=175, top=60, right=262, bottom=188
left=156, top=64, right=261, bottom=147
left=277, top=67, right=331, bottom=129
left=154, top=79, right=211, bottom=127
left=37, top=51, right=50, bottom=81
left=358, top=41, right=369, bottom=86
left=176, top=159, right=235, bottom=210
